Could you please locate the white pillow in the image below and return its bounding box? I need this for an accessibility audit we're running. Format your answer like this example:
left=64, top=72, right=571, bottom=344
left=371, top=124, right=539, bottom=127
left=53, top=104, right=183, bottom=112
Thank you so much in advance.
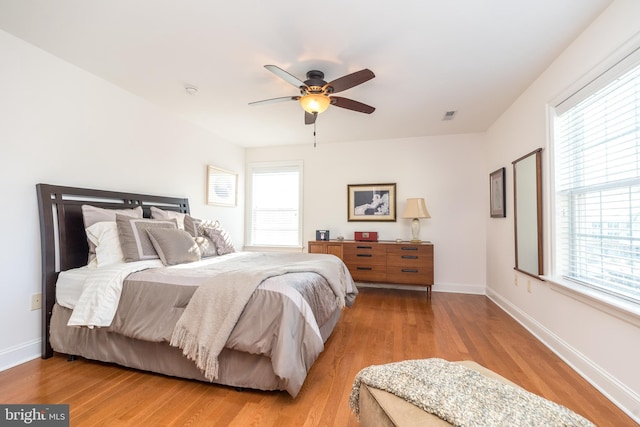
left=82, top=205, right=143, bottom=265
left=85, top=221, right=124, bottom=268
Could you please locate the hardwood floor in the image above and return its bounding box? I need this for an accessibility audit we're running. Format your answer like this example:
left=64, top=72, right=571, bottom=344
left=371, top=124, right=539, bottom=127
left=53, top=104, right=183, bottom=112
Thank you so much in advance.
left=0, top=288, right=635, bottom=426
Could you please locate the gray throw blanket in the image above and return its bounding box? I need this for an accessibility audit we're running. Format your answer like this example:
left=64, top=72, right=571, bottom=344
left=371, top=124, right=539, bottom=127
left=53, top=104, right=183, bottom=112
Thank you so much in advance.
left=170, top=252, right=353, bottom=381
left=349, top=358, right=595, bottom=427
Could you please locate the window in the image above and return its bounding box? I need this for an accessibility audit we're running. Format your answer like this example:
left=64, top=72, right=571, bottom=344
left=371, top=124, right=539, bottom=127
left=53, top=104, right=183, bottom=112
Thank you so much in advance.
left=552, top=48, right=640, bottom=305
left=246, top=161, right=303, bottom=247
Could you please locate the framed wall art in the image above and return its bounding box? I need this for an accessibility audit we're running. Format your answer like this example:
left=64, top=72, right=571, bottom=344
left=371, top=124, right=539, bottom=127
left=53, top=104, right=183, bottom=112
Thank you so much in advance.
left=207, top=165, right=237, bottom=207
left=490, top=167, right=506, bottom=218
left=347, top=183, right=396, bottom=221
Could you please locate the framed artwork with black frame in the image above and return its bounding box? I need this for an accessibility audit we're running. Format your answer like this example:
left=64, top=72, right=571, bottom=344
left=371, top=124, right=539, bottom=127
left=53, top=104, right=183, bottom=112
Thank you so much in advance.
left=347, top=183, right=396, bottom=221
left=490, top=167, right=506, bottom=218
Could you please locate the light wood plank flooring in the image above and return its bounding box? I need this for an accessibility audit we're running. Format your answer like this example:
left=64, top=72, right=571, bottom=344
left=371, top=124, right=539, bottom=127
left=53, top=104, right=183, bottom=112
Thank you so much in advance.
left=0, top=288, right=635, bottom=426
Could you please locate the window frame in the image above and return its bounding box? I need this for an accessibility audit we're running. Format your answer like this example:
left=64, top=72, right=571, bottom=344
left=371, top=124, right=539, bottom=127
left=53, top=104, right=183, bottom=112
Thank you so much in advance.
left=244, top=160, right=304, bottom=250
left=545, top=42, right=640, bottom=325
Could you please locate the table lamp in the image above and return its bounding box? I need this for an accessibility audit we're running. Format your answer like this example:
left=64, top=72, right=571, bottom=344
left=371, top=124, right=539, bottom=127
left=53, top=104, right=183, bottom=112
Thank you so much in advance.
left=402, top=198, right=431, bottom=242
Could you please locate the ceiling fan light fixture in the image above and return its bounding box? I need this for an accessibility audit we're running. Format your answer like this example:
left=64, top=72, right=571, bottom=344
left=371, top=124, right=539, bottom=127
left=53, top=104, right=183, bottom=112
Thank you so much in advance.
left=299, top=94, right=330, bottom=114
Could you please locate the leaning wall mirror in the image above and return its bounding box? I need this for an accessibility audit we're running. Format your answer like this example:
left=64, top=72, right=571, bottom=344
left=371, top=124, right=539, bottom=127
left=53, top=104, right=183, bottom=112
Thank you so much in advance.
left=513, top=148, right=543, bottom=277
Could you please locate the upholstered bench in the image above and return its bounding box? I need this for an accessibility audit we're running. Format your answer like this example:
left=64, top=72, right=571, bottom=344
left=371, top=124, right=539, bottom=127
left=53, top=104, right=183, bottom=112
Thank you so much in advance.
left=350, top=359, right=594, bottom=427
left=356, top=361, right=513, bottom=426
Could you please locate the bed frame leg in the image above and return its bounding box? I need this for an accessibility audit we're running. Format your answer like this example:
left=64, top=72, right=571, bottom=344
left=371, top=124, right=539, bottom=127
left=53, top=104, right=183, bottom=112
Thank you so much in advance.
left=234, top=387, right=245, bottom=392
left=67, top=355, right=77, bottom=362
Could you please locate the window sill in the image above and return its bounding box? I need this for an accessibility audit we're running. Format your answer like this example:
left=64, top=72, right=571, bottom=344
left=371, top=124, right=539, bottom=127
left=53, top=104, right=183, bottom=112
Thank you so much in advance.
left=543, top=275, right=640, bottom=328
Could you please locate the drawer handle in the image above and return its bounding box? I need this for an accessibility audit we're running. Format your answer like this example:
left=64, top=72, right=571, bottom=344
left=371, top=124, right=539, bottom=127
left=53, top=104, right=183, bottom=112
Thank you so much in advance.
left=357, top=254, right=372, bottom=257
left=401, top=247, right=418, bottom=251
left=401, top=255, right=418, bottom=259
left=357, top=267, right=373, bottom=271
left=356, top=245, right=373, bottom=249
left=401, top=269, right=419, bottom=273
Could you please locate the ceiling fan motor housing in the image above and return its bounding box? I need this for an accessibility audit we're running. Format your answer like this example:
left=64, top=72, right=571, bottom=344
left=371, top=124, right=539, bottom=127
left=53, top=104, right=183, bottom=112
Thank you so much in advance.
left=304, top=70, right=329, bottom=94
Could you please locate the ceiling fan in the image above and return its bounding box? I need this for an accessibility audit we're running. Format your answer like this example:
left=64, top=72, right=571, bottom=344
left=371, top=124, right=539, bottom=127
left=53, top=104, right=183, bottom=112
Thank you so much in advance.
left=249, top=65, right=376, bottom=125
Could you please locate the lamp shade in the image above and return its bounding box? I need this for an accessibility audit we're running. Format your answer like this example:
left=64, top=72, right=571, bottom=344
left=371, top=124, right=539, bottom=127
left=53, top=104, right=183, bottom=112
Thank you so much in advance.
left=402, top=198, right=431, bottom=219
left=299, top=94, right=331, bottom=114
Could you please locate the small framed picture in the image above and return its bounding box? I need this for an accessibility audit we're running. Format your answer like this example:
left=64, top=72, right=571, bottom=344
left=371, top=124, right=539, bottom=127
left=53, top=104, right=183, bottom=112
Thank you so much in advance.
left=207, top=165, right=237, bottom=207
left=490, top=167, right=506, bottom=218
left=347, top=183, right=396, bottom=221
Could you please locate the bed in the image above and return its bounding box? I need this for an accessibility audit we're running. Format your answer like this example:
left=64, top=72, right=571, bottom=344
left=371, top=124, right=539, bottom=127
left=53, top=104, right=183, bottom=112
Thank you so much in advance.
left=36, top=184, right=357, bottom=397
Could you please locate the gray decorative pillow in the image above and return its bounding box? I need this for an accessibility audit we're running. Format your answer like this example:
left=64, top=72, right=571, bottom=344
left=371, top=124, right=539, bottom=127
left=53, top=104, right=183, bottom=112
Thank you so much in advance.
left=183, top=215, right=216, bottom=237
left=82, top=205, right=143, bottom=266
left=116, top=215, right=177, bottom=262
left=183, top=215, right=200, bottom=237
left=202, top=222, right=235, bottom=255
left=150, top=206, right=186, bottom=230
left=147, top=228, right=201, bottom=266
left=194, top=236, right=217, bottom=258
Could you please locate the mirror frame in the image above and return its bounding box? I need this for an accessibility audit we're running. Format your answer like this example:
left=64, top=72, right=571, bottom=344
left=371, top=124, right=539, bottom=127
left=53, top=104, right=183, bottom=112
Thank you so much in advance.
left=512, top=148, right=543, bottom=277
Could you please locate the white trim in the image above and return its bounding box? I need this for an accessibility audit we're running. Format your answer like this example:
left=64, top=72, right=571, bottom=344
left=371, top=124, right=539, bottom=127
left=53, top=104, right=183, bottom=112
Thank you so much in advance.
left=245, top=160, right=304, bottom=247
left=432, top=282, right=486, bottom=295
left=551, top=32, right=640, bottom=113
left=0, top=339, right=40, bottom=372
left=546, top=34, right=640, bottom=321
left=487, top=288, right=640, bottom=424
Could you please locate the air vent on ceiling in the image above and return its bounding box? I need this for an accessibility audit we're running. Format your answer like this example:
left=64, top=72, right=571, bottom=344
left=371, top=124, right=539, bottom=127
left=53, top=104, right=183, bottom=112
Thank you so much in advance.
left=442, top=110, right=457, bottom=121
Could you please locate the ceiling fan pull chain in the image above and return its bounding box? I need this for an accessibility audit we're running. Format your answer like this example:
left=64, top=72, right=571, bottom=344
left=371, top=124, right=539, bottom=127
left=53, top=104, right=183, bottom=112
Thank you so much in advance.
left=313, top=115, right=317, bottom=147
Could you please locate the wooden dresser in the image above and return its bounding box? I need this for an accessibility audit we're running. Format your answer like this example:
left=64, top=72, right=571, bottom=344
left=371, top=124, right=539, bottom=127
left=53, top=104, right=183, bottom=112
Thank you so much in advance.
left=308, top=240, right=434, bottom=298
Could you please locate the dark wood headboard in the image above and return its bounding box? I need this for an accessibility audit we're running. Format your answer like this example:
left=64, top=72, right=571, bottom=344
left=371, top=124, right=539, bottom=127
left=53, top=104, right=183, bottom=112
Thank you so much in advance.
left=36, top=184, right=190, bottom=358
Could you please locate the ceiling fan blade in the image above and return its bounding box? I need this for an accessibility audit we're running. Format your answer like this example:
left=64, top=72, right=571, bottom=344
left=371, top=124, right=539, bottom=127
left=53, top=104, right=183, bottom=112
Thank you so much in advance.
left=324, top=69, right=375, bottom=94
left=264, top=65, right=306, bottom=89
left=249, top=96, right=299, bottom=106
left=305, top=112, right=317, bottom=125
left=330, top=96, right=375, bottom=114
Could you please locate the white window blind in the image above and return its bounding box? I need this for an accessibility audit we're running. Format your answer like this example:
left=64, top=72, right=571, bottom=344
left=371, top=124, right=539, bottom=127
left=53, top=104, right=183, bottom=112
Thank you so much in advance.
left=553, top=57, right=640, bottom=304
left=247, top=161, right=302, bottom=247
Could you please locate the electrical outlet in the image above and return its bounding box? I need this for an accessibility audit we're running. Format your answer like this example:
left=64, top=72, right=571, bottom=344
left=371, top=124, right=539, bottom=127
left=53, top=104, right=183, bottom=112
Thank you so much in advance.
left=527, top=281, right=532, bottom=293
left=30, top=293, right=42, bottom=311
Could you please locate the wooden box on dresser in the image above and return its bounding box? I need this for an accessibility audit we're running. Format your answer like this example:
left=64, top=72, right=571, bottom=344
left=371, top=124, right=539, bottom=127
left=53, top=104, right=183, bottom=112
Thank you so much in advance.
left=308, top=240, right=434, bottom=298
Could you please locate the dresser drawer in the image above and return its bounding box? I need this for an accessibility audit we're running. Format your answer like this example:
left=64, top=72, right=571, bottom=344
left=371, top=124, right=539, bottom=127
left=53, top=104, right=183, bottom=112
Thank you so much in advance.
left=348, top=264, right=387, bottom=282
left=386, top=266, right=431, bottom=285
left=386, top=244, right=431, bottom=256
left=387, top=246, right=432, bottom=267
left=343, top=243, right=386, bottom=265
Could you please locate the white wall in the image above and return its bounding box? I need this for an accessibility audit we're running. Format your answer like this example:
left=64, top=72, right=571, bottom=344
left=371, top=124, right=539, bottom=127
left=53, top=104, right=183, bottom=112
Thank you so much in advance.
left=0, top=30, right=245, bottom=370
left=245, top=133, right=488, bottom=295
left=486, top=0, right=640, bottom=422
left=3, top=0, right=639, bottom=420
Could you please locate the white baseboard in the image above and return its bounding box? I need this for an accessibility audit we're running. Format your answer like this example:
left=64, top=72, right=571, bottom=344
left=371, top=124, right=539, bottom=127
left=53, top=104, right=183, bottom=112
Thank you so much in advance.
left=433, top=282, right=486, bottom=295
left=487, top=288, right=640, bottom=424
left=0, top=338, right=40, bottom=372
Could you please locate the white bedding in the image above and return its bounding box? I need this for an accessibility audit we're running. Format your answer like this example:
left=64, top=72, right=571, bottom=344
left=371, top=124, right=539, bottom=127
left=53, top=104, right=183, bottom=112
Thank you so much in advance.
left=55, top=252, right=343, bottom=330
left=56, top=265, right=94, bottom=309
left=57, top=259, right=163, bottom=327
left=55, top=254, right=253, bottom=318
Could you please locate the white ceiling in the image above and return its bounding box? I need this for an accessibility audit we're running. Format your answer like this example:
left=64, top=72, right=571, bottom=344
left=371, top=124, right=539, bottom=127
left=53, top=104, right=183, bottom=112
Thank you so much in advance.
left=0, top=0, right=612, bottom=147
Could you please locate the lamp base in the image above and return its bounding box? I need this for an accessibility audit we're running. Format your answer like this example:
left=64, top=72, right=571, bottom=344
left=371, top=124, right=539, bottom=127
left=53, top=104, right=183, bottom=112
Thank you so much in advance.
left=409, top=239, right=422, bottom=243
left=410, top=218, right=421, bottom=242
